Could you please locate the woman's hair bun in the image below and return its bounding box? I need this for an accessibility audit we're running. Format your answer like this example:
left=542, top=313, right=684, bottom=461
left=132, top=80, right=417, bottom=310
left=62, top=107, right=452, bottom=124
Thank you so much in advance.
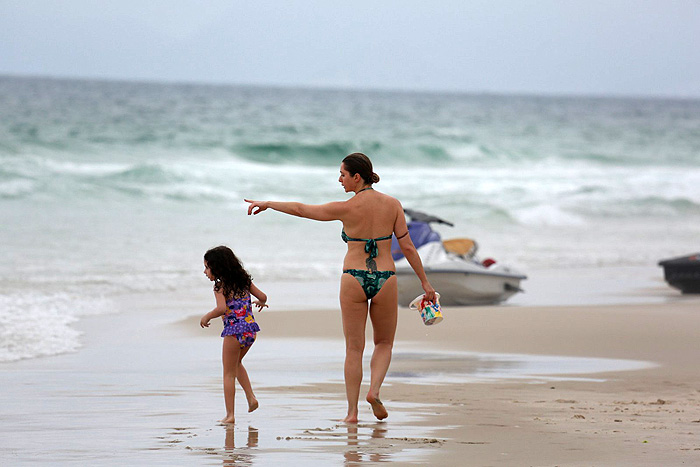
left=343, top=152, right=380, bottom=185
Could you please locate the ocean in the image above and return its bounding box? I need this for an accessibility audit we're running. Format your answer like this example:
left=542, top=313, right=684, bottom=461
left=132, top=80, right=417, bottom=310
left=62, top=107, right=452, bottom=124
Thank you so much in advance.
left=1, top=75, right=699, bottom=362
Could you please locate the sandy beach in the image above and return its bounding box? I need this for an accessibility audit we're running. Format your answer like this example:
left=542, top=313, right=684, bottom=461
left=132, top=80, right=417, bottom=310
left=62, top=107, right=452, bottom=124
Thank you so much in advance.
left=2, top=270, right=700, bottom=466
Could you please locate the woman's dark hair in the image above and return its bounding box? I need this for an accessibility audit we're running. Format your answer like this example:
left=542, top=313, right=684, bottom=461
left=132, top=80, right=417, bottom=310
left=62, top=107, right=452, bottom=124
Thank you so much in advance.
left=342, top=153, right=380, bottom=185
left=204, top=246, right=252, bottom=299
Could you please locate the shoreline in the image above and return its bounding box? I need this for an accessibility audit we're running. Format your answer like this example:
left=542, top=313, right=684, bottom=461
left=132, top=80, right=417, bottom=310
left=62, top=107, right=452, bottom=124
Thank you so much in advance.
left=0, top=264, right=679, bottom=366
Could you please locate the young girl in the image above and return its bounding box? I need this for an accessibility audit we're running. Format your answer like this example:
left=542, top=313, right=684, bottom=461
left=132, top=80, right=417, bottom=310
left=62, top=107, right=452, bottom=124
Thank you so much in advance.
left=200, top=245, right=267, bottom=424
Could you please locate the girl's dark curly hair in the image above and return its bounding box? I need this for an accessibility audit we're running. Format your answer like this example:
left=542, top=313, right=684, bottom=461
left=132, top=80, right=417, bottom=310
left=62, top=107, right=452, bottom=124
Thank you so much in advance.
left=204, top=246, right=252, bottom=300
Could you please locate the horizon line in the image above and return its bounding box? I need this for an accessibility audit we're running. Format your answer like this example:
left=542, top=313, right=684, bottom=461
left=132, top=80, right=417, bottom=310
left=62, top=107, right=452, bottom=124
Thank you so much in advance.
left=2, top=72, right=699, bottom=103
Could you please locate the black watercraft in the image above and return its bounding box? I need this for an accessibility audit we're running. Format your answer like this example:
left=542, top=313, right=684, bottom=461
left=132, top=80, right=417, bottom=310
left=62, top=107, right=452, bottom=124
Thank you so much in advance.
left=658, top=253, right=700, bottom=294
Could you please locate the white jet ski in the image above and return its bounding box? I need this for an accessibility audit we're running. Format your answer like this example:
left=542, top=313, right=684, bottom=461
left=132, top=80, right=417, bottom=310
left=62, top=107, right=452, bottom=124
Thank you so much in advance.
left=392, top=209, right=527, bottom=306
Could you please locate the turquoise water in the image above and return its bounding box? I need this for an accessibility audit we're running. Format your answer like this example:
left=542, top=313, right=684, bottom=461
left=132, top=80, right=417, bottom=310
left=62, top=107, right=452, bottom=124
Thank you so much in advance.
left=1, top=75, right=699, bottom=361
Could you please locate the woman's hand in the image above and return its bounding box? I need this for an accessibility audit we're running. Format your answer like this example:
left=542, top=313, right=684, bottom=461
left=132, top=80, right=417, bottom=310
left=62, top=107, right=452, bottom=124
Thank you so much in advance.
left=200, top=314, right=211, bottom=328
left=421, top=281, right=437, bottom=303
left=245, top=199, right=269, bottom=215
left=252, top=300, right=268, bottom=312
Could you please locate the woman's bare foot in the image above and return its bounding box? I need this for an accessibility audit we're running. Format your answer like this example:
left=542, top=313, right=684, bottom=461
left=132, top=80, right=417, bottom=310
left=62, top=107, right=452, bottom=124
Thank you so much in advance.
left=248, top=398, right=259, bottom=413
left=343, top=407, right=359, bottom=423
left=220, top=415, right=236, bottom=424
left=343, top=413, right=358, bottom=423
left=366, top=394, right=388, bottom=420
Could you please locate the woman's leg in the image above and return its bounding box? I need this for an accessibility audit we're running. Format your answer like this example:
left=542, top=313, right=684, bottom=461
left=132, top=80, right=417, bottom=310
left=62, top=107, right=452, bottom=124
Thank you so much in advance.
left=366, top=275, right=398, bottom=420
left=221, top=336, right=242, bottom=423
left=236, top=346, right=259, bottom=412
left=340, top=273, right=370, bottom=423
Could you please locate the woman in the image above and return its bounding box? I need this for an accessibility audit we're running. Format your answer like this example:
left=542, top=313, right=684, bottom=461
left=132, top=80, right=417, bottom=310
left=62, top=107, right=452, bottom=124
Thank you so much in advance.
left=245, top=152, right=435, bottom=423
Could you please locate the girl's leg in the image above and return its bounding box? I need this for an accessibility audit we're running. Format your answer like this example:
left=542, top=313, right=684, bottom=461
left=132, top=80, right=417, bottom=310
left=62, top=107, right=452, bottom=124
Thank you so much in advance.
left=339, top=274, right=370, bottom=423
left=236, top=346, right=259, bottom=412
left=221, top=336, right=242, bottom=423
left=366, top=276, right=398, bottom=420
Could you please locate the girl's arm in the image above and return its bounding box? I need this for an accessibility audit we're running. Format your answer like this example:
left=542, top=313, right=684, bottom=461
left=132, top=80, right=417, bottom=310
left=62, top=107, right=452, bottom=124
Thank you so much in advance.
left=249, top=282, right=268, bottom=311
left=394, top=203, right=436, bottom=302
left=245, top=199, right=347, bottom=222
left=200, top=289, right=229, bottom=328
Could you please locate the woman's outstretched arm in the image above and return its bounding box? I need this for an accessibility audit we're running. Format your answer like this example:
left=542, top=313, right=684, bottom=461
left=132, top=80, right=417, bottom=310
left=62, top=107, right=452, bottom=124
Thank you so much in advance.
left=245, top=199, right=347, bottom=222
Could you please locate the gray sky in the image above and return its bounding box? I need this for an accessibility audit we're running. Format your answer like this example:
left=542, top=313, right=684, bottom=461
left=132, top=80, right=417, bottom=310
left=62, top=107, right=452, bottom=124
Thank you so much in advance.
left=2, top=0, right=699, bottom=97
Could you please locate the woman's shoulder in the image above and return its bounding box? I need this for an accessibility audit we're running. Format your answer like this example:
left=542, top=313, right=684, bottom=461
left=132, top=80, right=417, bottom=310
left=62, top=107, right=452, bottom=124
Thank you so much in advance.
left=345, top=189, right=402, bottom=218
left=375, top=190, right=402, bottom=208
left=353, top=189, right=400, bottom=211
left=359, top=188, right=398, bottom=203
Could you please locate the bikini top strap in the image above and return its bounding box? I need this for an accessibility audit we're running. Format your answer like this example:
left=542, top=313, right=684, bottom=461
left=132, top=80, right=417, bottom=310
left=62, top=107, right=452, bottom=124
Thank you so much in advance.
left=341, top=229, right=393, bottom=243
left=341, top=230, right=393, bottom=259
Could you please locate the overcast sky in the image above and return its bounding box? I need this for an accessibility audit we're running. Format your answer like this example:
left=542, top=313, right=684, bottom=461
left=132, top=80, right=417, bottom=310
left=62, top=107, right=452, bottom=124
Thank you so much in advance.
left=2, top=0, right=699, bottom=97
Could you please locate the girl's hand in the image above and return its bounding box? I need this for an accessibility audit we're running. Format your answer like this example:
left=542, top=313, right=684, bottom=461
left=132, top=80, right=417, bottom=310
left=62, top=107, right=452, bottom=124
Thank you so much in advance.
left=252, top=300, right=268, bottom=312
left=200, top=315, right=211, bottom=328
left=421, top=281, right=437, bottom=303
left=245, top=199, right=269, bottom=215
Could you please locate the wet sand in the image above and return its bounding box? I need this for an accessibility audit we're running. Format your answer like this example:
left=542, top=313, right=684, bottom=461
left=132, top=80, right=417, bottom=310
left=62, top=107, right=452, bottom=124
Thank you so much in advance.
left=1, top=273, right=700, bottom=465
left=253, top=298, right=700, bottom=466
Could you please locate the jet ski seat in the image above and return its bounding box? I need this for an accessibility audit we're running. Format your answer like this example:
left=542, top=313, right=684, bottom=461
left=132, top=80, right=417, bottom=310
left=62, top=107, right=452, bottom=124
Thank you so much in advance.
left=443, top=238, right=478, bottom=258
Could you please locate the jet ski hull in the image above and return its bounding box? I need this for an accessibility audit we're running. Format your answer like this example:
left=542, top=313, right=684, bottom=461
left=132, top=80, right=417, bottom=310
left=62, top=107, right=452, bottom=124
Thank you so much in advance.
left=395, top=242, right=526, bottom=306
left=396, top=267, right=525, bottom=306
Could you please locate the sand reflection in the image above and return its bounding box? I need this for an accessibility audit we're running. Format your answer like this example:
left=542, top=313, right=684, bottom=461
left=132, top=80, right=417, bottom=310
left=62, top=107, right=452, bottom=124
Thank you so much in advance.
left=343, top=423, right=390, bottom=465
left=222, top=425, right=258, bottom=466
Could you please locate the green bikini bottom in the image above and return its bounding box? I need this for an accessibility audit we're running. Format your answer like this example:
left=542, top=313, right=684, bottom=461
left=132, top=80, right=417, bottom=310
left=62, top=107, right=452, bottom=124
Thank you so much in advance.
left=343, top=269, right=396, bottom=300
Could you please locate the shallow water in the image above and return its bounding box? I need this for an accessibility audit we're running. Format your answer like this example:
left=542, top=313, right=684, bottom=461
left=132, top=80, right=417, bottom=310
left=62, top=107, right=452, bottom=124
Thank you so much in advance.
left=165, top=396, right=446, bottom=467
left=249, top=338, right=655, bottom=388
left=0, top=298, right=655, bottom=465
left=0, top=331, right=446, bottom=466
left=0, top=342, right=650, bottom=466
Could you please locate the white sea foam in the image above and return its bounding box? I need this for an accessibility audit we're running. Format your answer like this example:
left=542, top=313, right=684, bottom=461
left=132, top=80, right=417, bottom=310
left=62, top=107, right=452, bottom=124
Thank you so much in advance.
left=512, top=205, right=586, bottom=227
left=39, top=158, right=132, bottom=176
left=0, top=293, right=111, bottom=362
left=0, top=179, right=35, bottom=198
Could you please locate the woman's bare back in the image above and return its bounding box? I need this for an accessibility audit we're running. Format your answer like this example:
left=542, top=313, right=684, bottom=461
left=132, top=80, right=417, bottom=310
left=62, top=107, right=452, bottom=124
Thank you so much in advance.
left=341, top=189, right=402, bottom=272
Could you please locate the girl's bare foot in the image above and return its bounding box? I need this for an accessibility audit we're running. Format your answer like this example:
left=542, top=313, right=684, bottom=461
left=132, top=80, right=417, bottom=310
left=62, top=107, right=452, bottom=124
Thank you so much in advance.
left=248, top=398, right=259, bottom=413
left=366, top=394, right=388, bottom=420
left=220, top=416, right=236, bottom=424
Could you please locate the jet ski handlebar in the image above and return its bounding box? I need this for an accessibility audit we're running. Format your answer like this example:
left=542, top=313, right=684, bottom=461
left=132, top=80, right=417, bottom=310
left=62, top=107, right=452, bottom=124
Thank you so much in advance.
left=403, top=208, right=454, bottom=227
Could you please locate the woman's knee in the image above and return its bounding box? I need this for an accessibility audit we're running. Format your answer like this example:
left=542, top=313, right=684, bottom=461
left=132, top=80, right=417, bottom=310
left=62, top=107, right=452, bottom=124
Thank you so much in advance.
left=345, top=337, right=365, bottom=354
left=373, top=337, right=394, bottom=348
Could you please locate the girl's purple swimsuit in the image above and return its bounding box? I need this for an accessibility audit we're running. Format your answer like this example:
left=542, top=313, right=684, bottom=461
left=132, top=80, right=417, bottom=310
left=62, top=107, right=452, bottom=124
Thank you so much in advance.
left=221, top=292, right=260, bottom=348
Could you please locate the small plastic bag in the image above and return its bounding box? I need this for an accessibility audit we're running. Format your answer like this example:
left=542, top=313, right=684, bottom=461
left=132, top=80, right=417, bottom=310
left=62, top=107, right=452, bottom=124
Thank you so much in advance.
left=409, top=292, right=443, bottom=325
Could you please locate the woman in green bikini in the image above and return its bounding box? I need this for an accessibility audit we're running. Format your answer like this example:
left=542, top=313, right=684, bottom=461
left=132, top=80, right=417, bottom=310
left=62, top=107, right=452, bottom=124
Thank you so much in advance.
left=245, top=152, right=435, bottom=423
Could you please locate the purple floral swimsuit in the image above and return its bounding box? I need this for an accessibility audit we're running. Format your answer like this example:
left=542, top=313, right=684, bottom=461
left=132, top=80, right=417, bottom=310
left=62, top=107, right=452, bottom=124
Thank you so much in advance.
left=221, top=292, right=260, bottom=348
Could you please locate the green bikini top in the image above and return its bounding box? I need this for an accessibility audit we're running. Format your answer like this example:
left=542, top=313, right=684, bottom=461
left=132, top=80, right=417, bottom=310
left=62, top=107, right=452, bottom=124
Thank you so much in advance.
left=341, top=229, right=393, bottom=260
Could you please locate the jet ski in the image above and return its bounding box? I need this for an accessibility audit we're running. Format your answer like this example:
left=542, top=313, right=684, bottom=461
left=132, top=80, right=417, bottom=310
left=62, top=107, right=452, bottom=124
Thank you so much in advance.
left=392, top=209, right=527, bottom=306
